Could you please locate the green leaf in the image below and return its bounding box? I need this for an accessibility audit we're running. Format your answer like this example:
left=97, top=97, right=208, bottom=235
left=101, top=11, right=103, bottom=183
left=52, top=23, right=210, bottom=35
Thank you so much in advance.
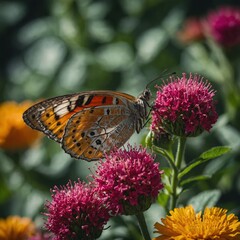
left=162, top=167, right=172, bottom=178
left=157, top=191, right=169, bottom=207
left=152, top=145, right=175, bottom=169
left=179, top=146, right=231, bottom=179
left=199, top=146, right=231, bottom=160
left=0, top=177, right=11, bottom=203
left=187, top=190, right=221, bottom=212
left=137, top=28, right=168, bottom=63
left=164, top=184, right=172, bottom=194
left=96, top=42, right=134, bottom=71
left=180, top=175, right=211, bottom=187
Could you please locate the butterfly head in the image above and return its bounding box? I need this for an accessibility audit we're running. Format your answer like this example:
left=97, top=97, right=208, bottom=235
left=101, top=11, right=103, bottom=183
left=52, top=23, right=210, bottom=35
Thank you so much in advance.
left=139, top=88, right=151, bottom=103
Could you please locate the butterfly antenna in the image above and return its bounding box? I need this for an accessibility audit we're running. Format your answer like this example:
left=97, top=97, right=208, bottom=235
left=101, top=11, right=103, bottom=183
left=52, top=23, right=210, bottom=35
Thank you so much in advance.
left=146, top=70, right=176, bottom=89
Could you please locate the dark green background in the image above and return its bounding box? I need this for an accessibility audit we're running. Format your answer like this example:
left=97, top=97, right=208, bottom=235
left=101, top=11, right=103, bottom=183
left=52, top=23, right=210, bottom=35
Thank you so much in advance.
left=1, top=0, right=240, bottom=239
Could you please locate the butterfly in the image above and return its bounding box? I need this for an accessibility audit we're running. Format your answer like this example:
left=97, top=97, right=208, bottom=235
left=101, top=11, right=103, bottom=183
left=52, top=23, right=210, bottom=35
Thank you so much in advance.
left=23, top=89, right=151, bottom=161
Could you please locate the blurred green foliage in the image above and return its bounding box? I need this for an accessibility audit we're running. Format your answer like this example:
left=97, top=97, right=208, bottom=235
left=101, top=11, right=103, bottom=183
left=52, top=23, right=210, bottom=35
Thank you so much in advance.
left=1, top=0, right=240, bottom=239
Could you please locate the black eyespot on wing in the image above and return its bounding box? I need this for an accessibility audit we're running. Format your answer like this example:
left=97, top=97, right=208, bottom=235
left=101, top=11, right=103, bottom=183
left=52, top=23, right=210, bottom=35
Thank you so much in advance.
left=81, top=132, right=85, bottom=137
left=55, top=115, right=60, bottom=120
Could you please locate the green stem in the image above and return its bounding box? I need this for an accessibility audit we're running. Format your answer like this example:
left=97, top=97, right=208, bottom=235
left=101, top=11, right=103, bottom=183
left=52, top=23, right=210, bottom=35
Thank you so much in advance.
left=135, top=212, right=151, bottom=240
left=170, top=137, right=186, bottom=211
left=152, top=145, right=176, bottom=171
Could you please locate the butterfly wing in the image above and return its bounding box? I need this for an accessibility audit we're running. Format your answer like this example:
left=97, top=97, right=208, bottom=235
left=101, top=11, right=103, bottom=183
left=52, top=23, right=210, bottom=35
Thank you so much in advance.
left=61, top=105, right=135, bottom=160
left=23, top=94, right=82, bottom=142
left=23, top=91, right=138, bottom=160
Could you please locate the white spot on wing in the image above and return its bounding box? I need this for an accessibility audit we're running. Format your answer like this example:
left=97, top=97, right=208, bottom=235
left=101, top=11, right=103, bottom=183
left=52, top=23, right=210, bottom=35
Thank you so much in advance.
left=70, top=96, right=78, bottom=110
left=54, top=100, right=70, bottom=116
left=83, top=95, right=90, bottom=105
left=70, top=96, right=78, bottom=102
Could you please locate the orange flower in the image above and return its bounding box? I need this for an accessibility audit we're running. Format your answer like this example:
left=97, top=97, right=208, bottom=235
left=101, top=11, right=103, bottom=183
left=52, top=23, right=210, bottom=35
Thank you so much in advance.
left=153, top=205, right=240, bottom=240
left=0, top=216, right=36, bottom=240
left=177, top=18, right=205, bottom=44
left=0, top=101, right=42, bottom=150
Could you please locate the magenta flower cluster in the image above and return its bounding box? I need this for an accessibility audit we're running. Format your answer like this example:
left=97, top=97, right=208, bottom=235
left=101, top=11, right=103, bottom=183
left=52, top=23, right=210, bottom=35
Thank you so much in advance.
left=45, top=146, right=163, bottom=239
left=151, top=73, right=218, bottom=137
left=45, top=181, right=110, bottom=240
left=93, top=146, right=164, bottom=215
left=207, top=6, right=240, bottom=47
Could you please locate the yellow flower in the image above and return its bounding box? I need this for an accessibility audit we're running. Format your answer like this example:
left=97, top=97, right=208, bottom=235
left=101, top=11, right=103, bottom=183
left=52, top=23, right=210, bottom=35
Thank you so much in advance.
left=0, top=101, right=42, bottom=150
left=153, top=205, right=240, bottom=240
left=0, top=216, right=36, bottom=240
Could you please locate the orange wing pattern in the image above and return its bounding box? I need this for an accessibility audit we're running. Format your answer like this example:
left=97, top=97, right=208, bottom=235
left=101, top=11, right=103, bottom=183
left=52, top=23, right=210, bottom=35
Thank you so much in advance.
left=23, top=91, right=139, bottom=160
left=61, top=105, right=135, bottom=160
left=23, top=91, right=135, bottom=141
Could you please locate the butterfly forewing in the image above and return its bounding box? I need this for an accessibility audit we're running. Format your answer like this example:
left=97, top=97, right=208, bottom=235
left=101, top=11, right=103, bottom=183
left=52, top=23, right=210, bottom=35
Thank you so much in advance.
left=23, top=91, right=134, bottom=140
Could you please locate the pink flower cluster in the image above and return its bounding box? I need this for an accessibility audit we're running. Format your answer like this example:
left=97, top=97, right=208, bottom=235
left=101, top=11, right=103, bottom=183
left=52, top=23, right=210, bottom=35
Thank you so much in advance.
left=93, top=146, right=163, bottom=215
left=207, top=6, right=240, bottom=47
left=45, top=146, right=163, bottom=239
left=178, top=6, right=240, bottom=47
left=151, top=73, right=218, bottom=137
left=45, top=181, right=110, bottom=240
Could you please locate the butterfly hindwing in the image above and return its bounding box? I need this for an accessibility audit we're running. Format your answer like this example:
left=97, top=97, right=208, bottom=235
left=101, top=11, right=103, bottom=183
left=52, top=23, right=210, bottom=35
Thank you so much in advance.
left=61, top=105, right=135, bottom=160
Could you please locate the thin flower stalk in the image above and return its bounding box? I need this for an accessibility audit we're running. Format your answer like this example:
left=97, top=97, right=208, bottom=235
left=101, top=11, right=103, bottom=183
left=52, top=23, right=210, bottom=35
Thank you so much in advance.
left=170, top=137, right=186, bottom=211
left=135, top=212, right=151, bottom=240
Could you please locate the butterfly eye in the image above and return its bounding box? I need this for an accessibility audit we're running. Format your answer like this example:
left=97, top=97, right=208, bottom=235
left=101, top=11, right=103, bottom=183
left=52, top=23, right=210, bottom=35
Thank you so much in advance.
left=143, top=89, right=151, bottom=101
